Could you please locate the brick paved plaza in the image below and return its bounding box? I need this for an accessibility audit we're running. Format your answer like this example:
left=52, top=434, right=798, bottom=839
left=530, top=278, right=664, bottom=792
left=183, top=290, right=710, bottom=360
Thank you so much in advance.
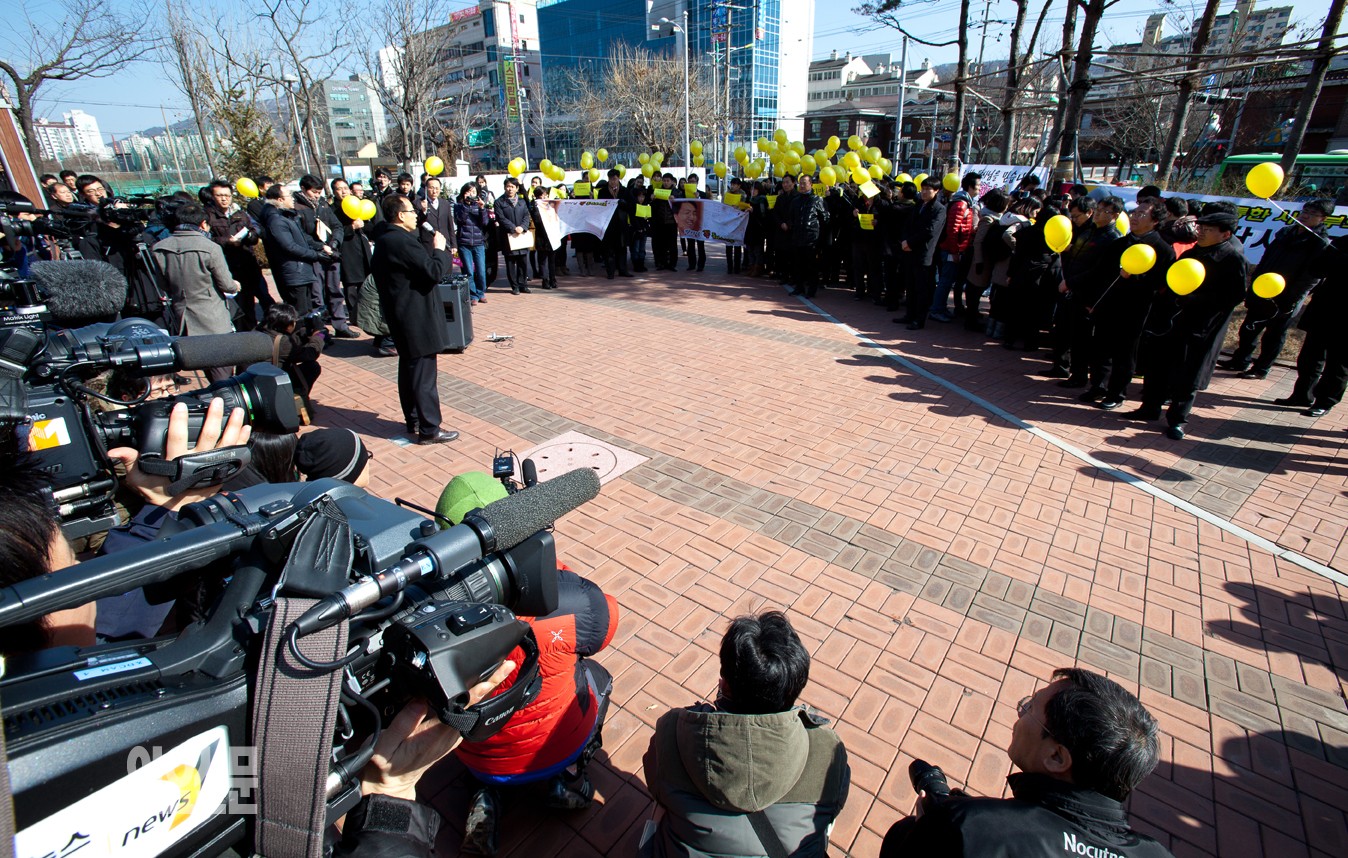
left=315, top=267, right=1348, bottom=857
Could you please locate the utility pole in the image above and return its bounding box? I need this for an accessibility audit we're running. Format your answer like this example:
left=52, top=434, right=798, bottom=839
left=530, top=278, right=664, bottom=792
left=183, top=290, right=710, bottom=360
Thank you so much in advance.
left=893, top=36, right=907, bottom=176
left=965, top=0, right=992, bottom=162
left=1280, top=0, right=1346, bottom=175
left=724, top=3, right=733, bottom=183
left=160, top=105, right=187, bottom=191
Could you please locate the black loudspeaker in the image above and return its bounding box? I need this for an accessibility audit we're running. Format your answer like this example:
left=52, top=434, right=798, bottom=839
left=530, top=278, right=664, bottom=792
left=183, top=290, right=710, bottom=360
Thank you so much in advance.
left=437, top=275, right=474, bottom=352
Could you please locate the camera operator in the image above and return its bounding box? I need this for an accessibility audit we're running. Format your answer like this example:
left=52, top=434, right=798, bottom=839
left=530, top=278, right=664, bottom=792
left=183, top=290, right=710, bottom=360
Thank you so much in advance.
left=75, top=175, right=109, bottom=207
left=74, top=194, right=175, bottom=328
left=258, top=302, right=326, bottom=416
left=878, top=668, right=1171, bottom=858
left=260, top=183, right=332, bottom=313
left=425, top=472, right=619, bottom=857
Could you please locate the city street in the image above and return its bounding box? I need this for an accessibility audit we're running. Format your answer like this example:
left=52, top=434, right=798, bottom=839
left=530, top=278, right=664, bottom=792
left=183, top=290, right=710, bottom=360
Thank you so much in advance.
left=317, top=265, right=1348, bottom=858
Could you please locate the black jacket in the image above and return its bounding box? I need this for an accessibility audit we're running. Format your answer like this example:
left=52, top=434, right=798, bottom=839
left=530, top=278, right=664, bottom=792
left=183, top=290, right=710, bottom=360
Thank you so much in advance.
left=204, top=201, right=262, bottom=280
left=292, top=191, right=344, bottom=257
left=333, top=794, right=439, bottom=858
left=416, top=196, right=455, bottom=254
left=1091, top=230, right=1176, bottom=329
left=333, top=203, right=372, bottom=285
left=370, top=222, right=451, bottom=359
left=455, top=199, right=491, bottom=247
left=880, top=773, right=1173, bottom=858
left=1301, top=233, right=1348, bottom=335
left=1248, top=222, right=1329, bottom=315
left=493, top=195, right=532, bottom=256
left=1062, top=220, right=1121, bottom=283
left=904, top=197, right=947, bottom=266
left=259, top=204, right=325, bottom=287
left=787, top=192, right=829, bottom=246
left=1145, top=236, right=1249, bottom=392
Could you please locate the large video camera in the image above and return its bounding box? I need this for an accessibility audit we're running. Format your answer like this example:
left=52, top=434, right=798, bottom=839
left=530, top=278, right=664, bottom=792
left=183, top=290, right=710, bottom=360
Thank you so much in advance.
left=0, top=466, right=599, bottom=858
left=0, top=193, right=95, bottom=247
left=0, top=311, right=295, bottom=538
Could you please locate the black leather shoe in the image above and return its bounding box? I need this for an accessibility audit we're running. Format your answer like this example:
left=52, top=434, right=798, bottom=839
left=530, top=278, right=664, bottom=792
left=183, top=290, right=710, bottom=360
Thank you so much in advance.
left=405, top=420, right=418, bottom=435
left=463, top=788, right=500, bottom=856
left=1217, top=359, right=1249, bottom=372
left=1057, top=377, right=1088, bottom=389
left=1165, top=424, right=1187, bottom=440
left=1098, top=395, right=1125, bottom=410
left=332, top=327, right=360, bottom=339
left=375, top=346, right=397, bottom=357
left=1045, top=367, right=1072, bottom=379
left=1275, top=396, right=1312, bottom=407
left=1123, top=407, right=1161, bottom=421
left=542, top=773, right=594, bottom=810
left=1078, top=387, right=1107, bottom=403
left=520, top=287, right=532, bottom=293
left=417, top=429, right=460, bottom=445
left=1306, top=405, right=1330, bottom=417
left=1239, top=369, right=1268, bottom=380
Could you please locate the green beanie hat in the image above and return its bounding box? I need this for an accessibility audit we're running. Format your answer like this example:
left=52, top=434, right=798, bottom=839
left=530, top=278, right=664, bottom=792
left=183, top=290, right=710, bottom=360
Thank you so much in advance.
left=435, top=471, right=509, bottom=528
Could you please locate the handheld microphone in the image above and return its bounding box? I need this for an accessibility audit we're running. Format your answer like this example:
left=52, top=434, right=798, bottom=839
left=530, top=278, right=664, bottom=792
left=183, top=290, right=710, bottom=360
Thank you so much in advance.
left=291, top=467, right=601, bottom=635
left=29, top=260, right=128, bottom=325
left=172, top=331, right=275, bottom=370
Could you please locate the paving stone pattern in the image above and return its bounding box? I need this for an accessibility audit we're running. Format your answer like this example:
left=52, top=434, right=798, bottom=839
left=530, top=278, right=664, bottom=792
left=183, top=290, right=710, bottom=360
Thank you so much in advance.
left=313, top=271, right=1348, bottom=858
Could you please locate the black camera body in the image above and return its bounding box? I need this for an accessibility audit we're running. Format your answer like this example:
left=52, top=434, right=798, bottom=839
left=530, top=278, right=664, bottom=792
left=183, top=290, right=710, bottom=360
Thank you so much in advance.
left=0, top=469, right=598, bottom=858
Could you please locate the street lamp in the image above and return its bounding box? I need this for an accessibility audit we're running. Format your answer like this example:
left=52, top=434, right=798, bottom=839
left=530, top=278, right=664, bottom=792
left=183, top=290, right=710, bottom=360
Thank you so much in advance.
left=281, top=72, right=314, bottom=177
left=654, top=13, right=690, bottom=172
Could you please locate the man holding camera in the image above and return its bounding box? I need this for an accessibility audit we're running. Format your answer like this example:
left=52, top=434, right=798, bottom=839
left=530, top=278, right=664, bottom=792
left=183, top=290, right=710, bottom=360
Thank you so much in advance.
left=879, top=668, right=1172, bottom=858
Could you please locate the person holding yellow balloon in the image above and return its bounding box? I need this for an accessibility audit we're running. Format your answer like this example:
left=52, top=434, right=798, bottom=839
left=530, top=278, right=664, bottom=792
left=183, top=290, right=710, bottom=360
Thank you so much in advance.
left=1130, top=204, right=1249, bottom=440
left=1277, top=232, right=1348, bottom=417
left=1083, top=201, right=1176, bottom=411
left=1219, top=199, right=1332, bottom=380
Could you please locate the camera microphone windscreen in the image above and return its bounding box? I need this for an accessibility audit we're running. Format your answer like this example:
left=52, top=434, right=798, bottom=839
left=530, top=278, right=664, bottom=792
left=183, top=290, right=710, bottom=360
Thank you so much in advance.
left=172, top=331, right=274, bottom=370
left=476, top=466, right=601, bottom=551
left=29, top=260, right=128, bottom=325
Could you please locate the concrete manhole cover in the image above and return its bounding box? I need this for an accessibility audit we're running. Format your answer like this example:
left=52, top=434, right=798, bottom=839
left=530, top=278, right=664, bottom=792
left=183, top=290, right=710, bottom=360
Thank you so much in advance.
left=520, top=431, right=648, bottom=485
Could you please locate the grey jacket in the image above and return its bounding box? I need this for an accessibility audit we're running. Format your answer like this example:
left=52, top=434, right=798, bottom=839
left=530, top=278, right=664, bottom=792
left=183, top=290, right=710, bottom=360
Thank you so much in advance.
left=641, top=705, right=850, bottom=858
left=151, top=227, right=237, bottom=335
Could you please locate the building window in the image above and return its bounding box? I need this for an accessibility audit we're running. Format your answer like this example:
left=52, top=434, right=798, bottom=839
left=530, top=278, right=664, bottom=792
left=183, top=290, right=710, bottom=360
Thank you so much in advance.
left=330, top=93, right=350, bottom=101
left=838, top=119, right=849, bottom=134
left=810, top=120, right=821, bottom=135
left=483, top=12, right=495, bottom=36
left=523, top=64, right=530, bottom=76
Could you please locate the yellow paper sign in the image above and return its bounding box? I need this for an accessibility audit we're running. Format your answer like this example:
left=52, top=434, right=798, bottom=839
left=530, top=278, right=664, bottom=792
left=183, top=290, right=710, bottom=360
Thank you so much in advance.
left=635, top=204, right=652, bottom=218
left=859, top=180, right=880, bottom=198
left=552, top=186, right=567, bottom=199
left=573, top=182, right=591, bottom=197
left=654, top=188, right=671, bottom=200
left=766, top=195, right=777, bottom=209
left=684, top=184, right=698, bottom=198
left=858, top=213, right=875, bottom=230
left=724, top=192, right=742, bottom=207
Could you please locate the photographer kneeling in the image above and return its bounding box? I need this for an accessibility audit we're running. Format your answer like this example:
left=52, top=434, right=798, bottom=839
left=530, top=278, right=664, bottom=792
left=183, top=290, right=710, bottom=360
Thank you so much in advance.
left=880, top=668, right=1172, bottom=858
left=434, top=472, right=620, bottom=857
left=258, top=302, right=327, bottom=416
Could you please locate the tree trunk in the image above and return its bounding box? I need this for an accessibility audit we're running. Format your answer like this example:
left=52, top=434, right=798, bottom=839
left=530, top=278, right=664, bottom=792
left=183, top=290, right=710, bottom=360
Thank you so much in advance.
left=1154, top=0, right=1220, bottom=188
left=950, top=0, right=971, bottom=167
left=1000, top=0, right=1028, bottom=165
left=1055, top=0, right=1106, bottom=181
left=15, top=88, right=41, bottom=167
left=1280, top=0, right=1347, bottom=175
left=1043, top=0, right=1076, bottom=174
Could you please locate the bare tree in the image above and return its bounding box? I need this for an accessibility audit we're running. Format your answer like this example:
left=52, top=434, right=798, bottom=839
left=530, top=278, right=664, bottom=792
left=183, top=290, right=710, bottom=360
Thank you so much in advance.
left=1000, top=0, right=1056, bottom=164
left=1151, top=0, right=1221, bottom=186
left=1053, top=0, right=1124, bottom=177
left=0, top=0, right=155, bottom=165
left=162, top=0, right=219, bottom=175
left=1279, top=0, right=1348, bottom=174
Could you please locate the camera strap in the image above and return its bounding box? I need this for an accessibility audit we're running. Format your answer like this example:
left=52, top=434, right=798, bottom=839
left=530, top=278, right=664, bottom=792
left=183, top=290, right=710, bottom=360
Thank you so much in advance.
left=252, top=502, right=354, bottom=858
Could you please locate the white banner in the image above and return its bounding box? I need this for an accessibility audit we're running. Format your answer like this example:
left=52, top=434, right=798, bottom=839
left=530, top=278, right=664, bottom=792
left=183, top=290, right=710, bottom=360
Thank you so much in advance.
left=961, top=164, right=1052, bottom=196
left=535, top=199, right=618, bottom=249
left=673, top=199, right=750, bottom=246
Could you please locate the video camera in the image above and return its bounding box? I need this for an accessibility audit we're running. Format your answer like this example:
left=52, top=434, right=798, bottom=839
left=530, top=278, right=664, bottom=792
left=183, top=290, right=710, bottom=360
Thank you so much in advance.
left=0, top=464, right=600, bottom=858
left=0, top=193, right=94, bottom=246
left=0, top=311, right=294, bottom=538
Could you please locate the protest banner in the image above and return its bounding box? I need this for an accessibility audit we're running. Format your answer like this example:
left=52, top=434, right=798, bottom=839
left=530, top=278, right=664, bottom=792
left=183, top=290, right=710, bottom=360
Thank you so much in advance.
left=672, top=199, right=750, bottom=246
left=535, top=199, right=619, bottom=250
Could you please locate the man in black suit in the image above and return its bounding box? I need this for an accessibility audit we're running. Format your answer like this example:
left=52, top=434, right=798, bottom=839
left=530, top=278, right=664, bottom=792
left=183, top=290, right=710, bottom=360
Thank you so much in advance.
left=896, top=176, right=947, bottom=330
left=493, top=178, right=533, bottom=294
left=417, top=178, right=456, bottom=255
left=370, top=195, right=460, bottom=445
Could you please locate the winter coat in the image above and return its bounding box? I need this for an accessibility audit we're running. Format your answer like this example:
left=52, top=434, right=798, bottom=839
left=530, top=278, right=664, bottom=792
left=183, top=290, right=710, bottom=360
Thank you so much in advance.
left=878, top=773, right=1172, bottom=858
left=788, top=192, right=829, bottom=246
left=1247, top=222, right=1329, bottom=315
left=369, top=221, right=452, bottom=359
left=494, top=195, right=532, bottom=257
left=151, top=227, right=238, bottom=335
left=641, top=706, right=850, bottom=858
left=1300, top=233, right=1348, bottom=335
left=965, top=207, right=1002, bottom=289
left=259, top=204, right=325, bottom=288
left=454, top=199, right=491, bottom=247
left=904, top=197, right=947, bottom=267
left=1144, top=236, right=1250, bottom=393
left=455, top=571, right=619, bottom=779
left=333, top=203, right=372, bottom=286
left=203, top=201, right=262, bottom=281
left=1062, top=219, right=1121, bottom=283
left=1091, top=230, right=1176, bottom=331
left=938, top=190, right=977, bottom=257
left=416, top=195, right=455, bottom=255
left=991, top=212, right=1032, bottom=289
left=292, top=191, right=344, bottom=255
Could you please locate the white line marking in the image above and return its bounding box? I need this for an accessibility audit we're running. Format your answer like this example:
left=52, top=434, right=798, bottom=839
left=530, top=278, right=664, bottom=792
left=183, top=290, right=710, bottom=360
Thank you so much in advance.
left=796, top=291, right=1348, bottom=588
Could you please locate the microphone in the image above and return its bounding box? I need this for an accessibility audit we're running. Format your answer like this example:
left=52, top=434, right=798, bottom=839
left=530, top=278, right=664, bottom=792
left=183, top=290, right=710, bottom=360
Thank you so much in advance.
left=29, top=260, right=128, bottom=325
left=292, top=466, right=601, bottom=635
left=172, top=331, right=275, bottom=370
left=521, top=458, right=538, bottom=488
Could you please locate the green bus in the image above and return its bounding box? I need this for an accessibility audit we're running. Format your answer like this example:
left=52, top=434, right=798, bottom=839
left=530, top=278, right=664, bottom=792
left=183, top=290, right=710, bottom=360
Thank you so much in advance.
left=1214, top=152, right=1348, bottom=198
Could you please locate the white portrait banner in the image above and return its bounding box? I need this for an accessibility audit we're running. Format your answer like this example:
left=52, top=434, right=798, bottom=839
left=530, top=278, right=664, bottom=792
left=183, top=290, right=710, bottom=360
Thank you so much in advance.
left=536, top=199, right=618, bottom=249
left=673, top=199, right=750, bottom=246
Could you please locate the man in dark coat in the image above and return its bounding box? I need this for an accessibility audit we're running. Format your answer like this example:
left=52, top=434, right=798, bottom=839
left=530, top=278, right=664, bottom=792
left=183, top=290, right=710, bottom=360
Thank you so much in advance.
left=598, top=170, right=633, bottom=279
left=1056, top=195, right=1123, bottom=384
left=896, top=176, right=947, bottom=330
left=493, top=178, right=533, bottom=294
left=293, top=175, right=355, bottom=337
left=1088, top=201, right=1176, bottom=410
left=1221, top=199, right=1331, bottom=379
left=204, top=179, right=268, bottom=330
left=416, top=177, right=455, bottom=254
left=785, top=175, right=829, bottom=299
left=332, top=179, right=373, bottom=333
left=259, top=185, right=329, bottom=313
left=771, top=175, right=798, bottom=283
left=1129, top=205, right=1249, bottom=439
left=370, top=195, right=460, bottom=445
left=1276, top=233, right=1348, bottom=416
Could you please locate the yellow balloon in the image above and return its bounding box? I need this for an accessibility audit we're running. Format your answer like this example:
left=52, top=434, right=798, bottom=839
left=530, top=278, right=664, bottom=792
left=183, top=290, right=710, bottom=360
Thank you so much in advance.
left=1045, top=214, right=1074, bottom=254
left=841, top=151, right=861, bottom=170
left=819, top=165, right=837, bottom=186
left=588, top=167, right=601, bottom=183
left=756, top=137, right=771, bottom=153
left=942, top=173, right=960, bottom=192
left=774, top=128, right=788, bottom=144
left=580, top=151, right=594, bottom=169
left=596, top=148, right=609, bottom=162
left=341, top=195, right=363, bottom=220
left=1246, top=162, right=1284, bottom=199
left=879, top=158, right=893, bottom=174
left=847, top=134, right=863, bottom=151
left=750, top=159, right=766, bottom=178
left=914, top=173, right=929, bottom=186
left=851, top=166, right=871, bottom=185
left=641, top=163, right=655, bottom=178
left=790, top=141, right=805, bottom=155
left=774, top=161, right=788, bottom=178
left=734, top=146, right=748, bottom=163
left=783, top=150, right=801, bottom=165
left=507, top=160, right=524, bottom=178
left=1119, top=243, right=1157, bottom=275
left=638, top=152, right=651, bottom=165
left=868, top=164, right=885, bottom=179
left=1252, top=272, right=1286, bottom=299
left=690, top=139, right=704, bottom=155
left=615, top=164, right=627, bottom=179
left=866, top=146, right=882, bottom=164
left=713, top=161, right=727, bottom=178
left=424, top=156, right=444, bottom=176
left=651, top=151, right=665, bottom=165
left=1116, top=212, right=1130, bottom=234
left=235, top=177, right=259, bottom=199
left=538, top=158, right=553, bottom=173
left=693, top=154, right=705, bottom=167
left=1167, top=258, right=1206, bottom=295
left=896, top=172, right=913, bottom=184
left=826, top=135, right=840, bottom=152
left=360, top=199, right=377, bottom=220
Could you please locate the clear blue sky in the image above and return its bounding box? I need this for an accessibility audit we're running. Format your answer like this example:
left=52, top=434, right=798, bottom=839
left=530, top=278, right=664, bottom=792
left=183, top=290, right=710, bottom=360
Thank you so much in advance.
left=14, top=0, right=1338, bottom=141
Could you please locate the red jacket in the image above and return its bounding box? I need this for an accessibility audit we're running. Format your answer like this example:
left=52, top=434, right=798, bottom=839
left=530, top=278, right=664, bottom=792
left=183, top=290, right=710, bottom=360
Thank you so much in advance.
left=455, top=569, right=619, bottom=777
left=938, top=193, right=977, bottom=256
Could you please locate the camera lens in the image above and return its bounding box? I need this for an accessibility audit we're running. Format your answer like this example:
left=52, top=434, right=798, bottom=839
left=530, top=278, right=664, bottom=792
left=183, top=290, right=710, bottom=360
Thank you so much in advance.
left=908, top=759, right=952, bottom=798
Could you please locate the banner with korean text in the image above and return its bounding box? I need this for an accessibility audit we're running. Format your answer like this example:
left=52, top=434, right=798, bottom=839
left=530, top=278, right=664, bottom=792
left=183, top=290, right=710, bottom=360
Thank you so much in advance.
left=535, top=199, right=618, bottom=249
left=961, top=164, right=1051, bottom=196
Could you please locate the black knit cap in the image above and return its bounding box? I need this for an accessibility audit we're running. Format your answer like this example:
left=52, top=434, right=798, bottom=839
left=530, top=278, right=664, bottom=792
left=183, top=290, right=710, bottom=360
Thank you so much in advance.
left=294, top=429, right=370, bottom=483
